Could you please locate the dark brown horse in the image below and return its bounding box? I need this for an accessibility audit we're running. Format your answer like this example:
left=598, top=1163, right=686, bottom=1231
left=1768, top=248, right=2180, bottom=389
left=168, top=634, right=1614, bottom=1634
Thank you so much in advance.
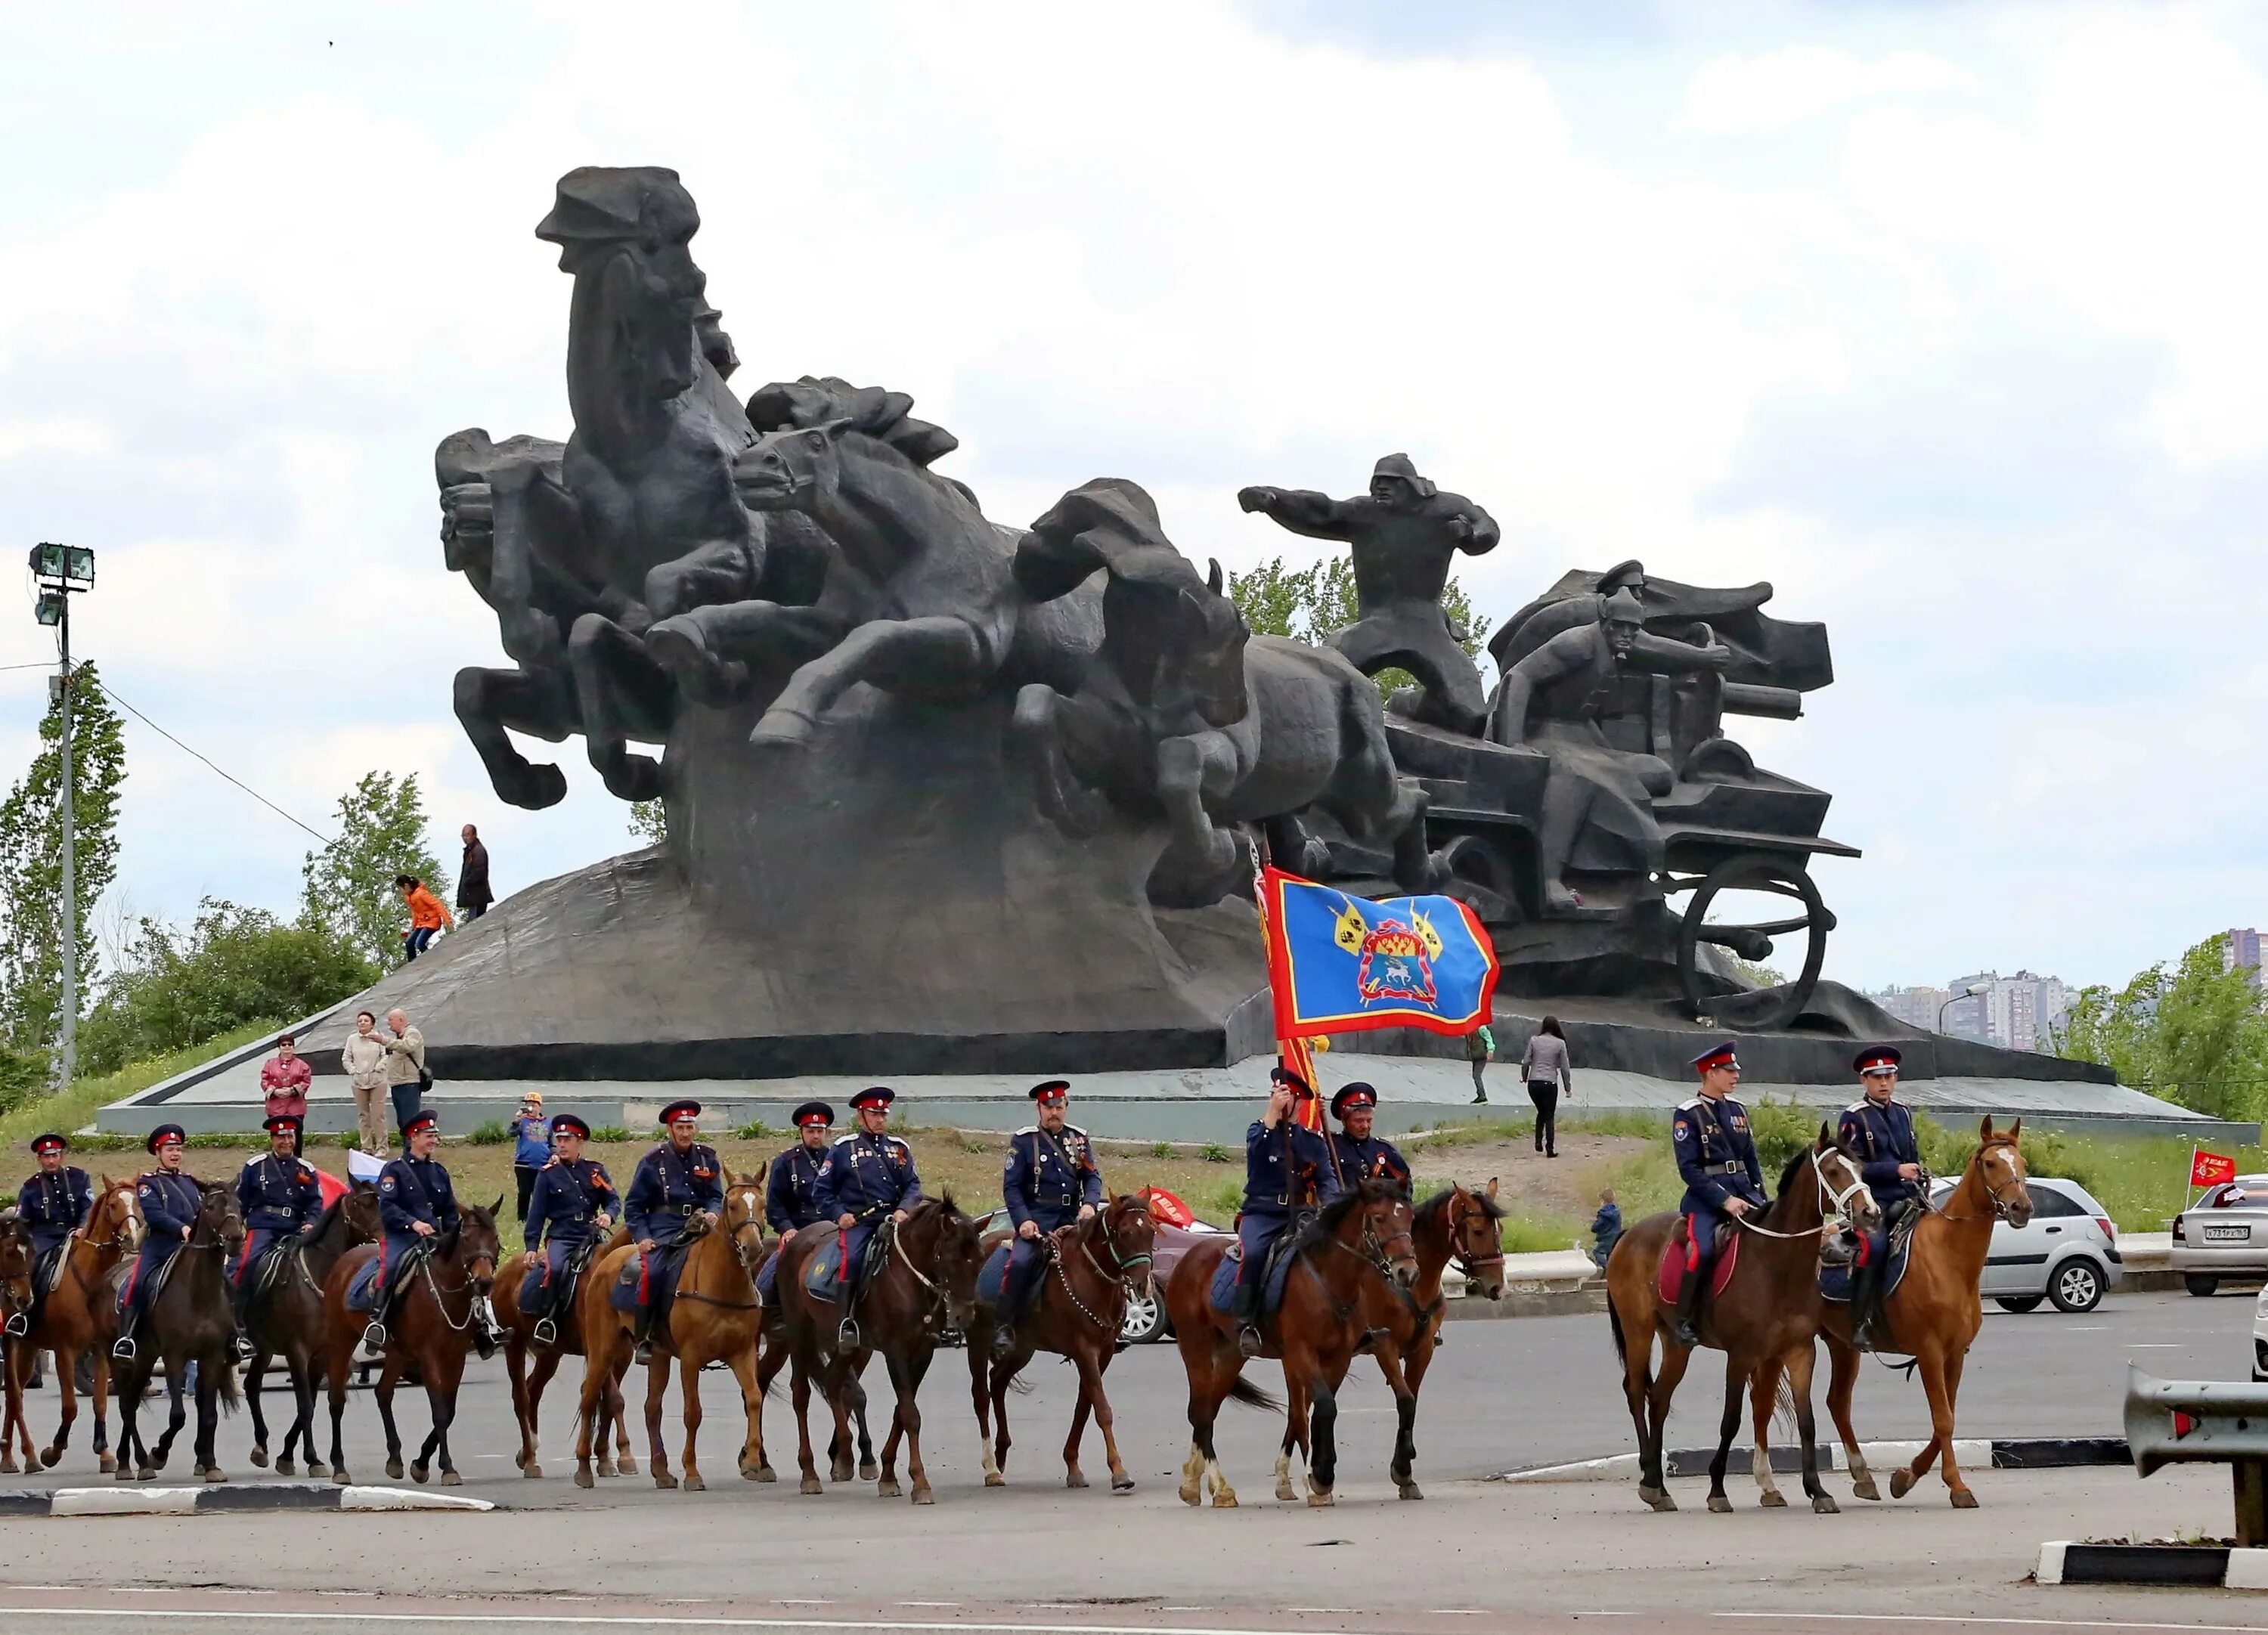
left=113, top=1181, right=246, bottom=1483
left=1605, top=1129, right=1876, bottom=1514
left=491, top=1223, right=636, bottom=1479
left=1166, top=1178, right=1420, bottom=1508
left=751, top=1235, right=878, bottom=1486
left=2, top=1177, right=138, bottom=1473
left=773, top=1194, right=984, bottom=1503
left=965, top=1192, right=1156, bottom=1493
left=322, top=1201, right=503, bottom=1486
left=243, top=1184, right=381, bottom=1476
left=0, top=1217, right=36, bottom=1469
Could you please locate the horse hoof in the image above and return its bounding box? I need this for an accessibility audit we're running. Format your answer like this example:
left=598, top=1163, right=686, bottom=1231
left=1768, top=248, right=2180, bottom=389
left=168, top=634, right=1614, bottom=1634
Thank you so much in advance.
left=1759, top=1490, right=1787, bottom=1508
left=1950, top=1488, right=1978, bottom=1510
left=801, top=1476, right=823, bottom=1496
left=306, top=1462, right=327, bottom=1480
left=1851, top=1477, right=1882, bottom=1502
left=410, top=1463, right=429, bottom=1485
left=1889, top=1469, right=1916, bottom=1500
left=1306, top=1489, right=1335, bottom=1509
left=1707, top=1494, right=1733, bottom=1513
left=617, top=1457, right=639, bottom=1476
left=1066, top=1471, right=1088, bottom=1489
left=985, top=1472, right=1005, bottom=1488
left=1641, top=1486, right=1678, bottom=1513
left=523, top=1464, right=544, bottom=1480
left=596, top=1460, right=617, bottom=1479
left=1812, top=1494, right=1839, bottom=1514
left=755, top=1464, right=776, bottom=1483
left=0, top=1456, right=16, bottom=1474
left=911, top=1487, right=934, bottom=1506
left=136, top=1467, right=156, bottom=1482
left=683, top=1473, right=705, bottom=1492
left=249, top=1446, right=268, bottom=1469
left=204, top=1468, right=227, bottom=1485
left=96, top=1454, right=114, bottom=1475
left=113, top=1467, right=133, bottom=1485
left=1179, top=1482, right=1201, bottom=1506
left=575, top=1469, right=593, bottom=1490
left=442, top=1470, right=463, bottom=1488
left=332, top=1469, right=350, bottom=1486
left=1112, top=1475, right=1136, bottom=1494
left=1211, top=1490, right=1239, bottom=1509
left=860, top=1459, right=878, bottom=1482
left=386, top=1459, right=404, bottom=1481
left=654, top=1472, right=678, bottom=1491
left=42, top=1448, right=62, bottom=1469
left=275, top=1457, right=294, bottom=1476
left=1398, top=1483, right=1424, bottom=1501
left=878, top=1479, right=901, bottom=1499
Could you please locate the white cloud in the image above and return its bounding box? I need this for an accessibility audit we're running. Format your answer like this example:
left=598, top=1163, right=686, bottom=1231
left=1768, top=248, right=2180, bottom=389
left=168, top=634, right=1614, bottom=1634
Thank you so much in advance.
left=1678, top=45, right=1976, bottom=135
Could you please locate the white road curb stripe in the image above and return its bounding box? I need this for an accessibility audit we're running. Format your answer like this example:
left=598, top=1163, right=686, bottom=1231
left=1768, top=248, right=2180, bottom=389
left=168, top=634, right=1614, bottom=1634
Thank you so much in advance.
left=2034, top=1541, right=2068, bottom=1585
left=339, top=1485, right=493, bottom=1511
left=33, top=1484, right=491, bottom=1516
left=49, top=1488, right=203, bottom=1516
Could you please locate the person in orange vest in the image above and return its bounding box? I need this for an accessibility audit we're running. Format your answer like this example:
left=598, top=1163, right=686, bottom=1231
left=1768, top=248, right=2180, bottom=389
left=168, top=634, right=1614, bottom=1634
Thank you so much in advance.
left=395, top=875, right=454, bottom=961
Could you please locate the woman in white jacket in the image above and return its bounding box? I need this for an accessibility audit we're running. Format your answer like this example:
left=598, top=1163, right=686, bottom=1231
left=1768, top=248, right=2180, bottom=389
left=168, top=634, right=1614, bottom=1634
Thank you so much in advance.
left=339, top=1009, right=392, bottom=1157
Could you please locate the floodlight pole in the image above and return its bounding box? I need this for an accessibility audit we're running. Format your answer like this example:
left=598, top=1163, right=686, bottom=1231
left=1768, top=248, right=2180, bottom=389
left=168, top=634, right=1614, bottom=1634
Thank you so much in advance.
left=57, top=587, right=74, bottom=1086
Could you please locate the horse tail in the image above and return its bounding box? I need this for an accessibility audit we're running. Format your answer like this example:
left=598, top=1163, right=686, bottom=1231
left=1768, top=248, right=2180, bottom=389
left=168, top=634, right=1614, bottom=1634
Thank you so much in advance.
left=218, top=1358, right=242, bottom=1414
left=1225, top=1374, right=1282, bottom=1414
left=1607, top=1294, right=1628, bottom=1369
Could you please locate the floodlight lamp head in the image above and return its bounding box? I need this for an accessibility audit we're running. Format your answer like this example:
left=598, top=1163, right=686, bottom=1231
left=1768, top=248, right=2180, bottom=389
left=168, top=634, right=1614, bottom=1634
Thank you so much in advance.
left=34, top=590, right=64, bottom=627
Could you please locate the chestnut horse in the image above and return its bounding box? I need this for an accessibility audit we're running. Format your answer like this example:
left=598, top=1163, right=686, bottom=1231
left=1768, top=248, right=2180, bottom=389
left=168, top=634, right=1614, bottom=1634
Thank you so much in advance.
left=772, top=1193, right=984, bottom=1503
left=2, top=1177, right=138, bottom=1473
left=965, top=1192, right=1156, bottom=1493
left=1166, top=1178, right=1420, bottom=1509
left=244, top=1183, right=380, bottom=1476
left=114, top=1180, right=246, bottom=1483
left=0, top=1219, right=36, bottom=1467
left=492, top=1223, right=637, bottom=1479
left=321, top=1200, right=503, bottom=1486
left=1605, top=1128, right=1877, bottom=1514
left=574, top=1179, right=767, bottom=1491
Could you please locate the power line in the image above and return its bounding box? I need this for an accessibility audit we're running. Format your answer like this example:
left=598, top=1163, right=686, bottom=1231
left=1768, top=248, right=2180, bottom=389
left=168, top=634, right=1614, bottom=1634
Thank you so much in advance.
left=89, top=677, right=336, bottom=847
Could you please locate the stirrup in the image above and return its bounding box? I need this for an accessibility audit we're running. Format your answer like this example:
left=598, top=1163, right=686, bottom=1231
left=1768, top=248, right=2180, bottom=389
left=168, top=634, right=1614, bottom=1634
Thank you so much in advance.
left=361, top=1320, right=387, bottom=1352
left=632, top=1339, right=653, bottom=1364
left=4, top=1311, right=25, bottom=1338
left=232, top=1333, right=256, bottom=1363
left=111, top=1335, right=135, bottom=1362
left=836, top=1316, right=862, bottom=1352
left=1237, top=1324, right=1263, bottom=1358
left=531, top=1318, right=558, bottom=1348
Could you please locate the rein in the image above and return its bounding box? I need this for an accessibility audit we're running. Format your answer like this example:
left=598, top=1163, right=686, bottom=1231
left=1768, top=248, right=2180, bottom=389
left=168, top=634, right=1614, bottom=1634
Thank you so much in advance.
left=674, top=1219, right=766, bottom=1311
left=1929, top=1142, right=2028, bottom=1223
left=1046, top=1211, right=1154, bottom=1333
left=1734, top=1148, right=1870, bottom=1240
left=414, top=1240, right=498, bottom=1333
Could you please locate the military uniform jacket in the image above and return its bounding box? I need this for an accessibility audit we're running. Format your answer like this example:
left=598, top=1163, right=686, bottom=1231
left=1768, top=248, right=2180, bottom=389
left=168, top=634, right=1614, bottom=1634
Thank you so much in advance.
left=237, top=1152, right=323, bottom=1234
left=525, top=1157, right=616, bottom=1249
left=138, top=1169, right=203, bottom=1244
left=813, top=1131, right=921, bottom=1222
left=1839, top=1098, right=1922, bottom=1205
left=1004, top=1123, right=1105, bottom=1233
left=1328, top=1132, right=1411, bottom=1188
left=378, top=1153, right=460, bottom=1238
left=1672, top=1096, right=1766, bottom=1211
left=1244, top=1120, right=1337, bottom=1215
left=624, top=1142, right=723, bottom=1242
left=17, top=1166, right=91, bottom=1253
left=764, top=1145, right=829, bottom=1234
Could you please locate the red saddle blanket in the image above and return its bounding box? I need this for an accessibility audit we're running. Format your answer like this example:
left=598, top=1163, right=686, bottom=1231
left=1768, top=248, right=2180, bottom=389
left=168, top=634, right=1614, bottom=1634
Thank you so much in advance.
left=1655, top=1218, right=1741, bottom=1305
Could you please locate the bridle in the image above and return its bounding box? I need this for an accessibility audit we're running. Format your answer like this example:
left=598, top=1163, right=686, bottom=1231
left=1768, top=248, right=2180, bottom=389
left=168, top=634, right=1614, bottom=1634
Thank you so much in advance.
left=1734, top=1147, right=1876, bottom=1240
left=1049, top=1204, right=1156, bottom=1331
left=416, top=1224, right=500, bottom=1333
left=1933, top=1138, right=2029, bottom=1224
left=1447, top=1189, right=1506, bottom=1280
left=674, top=1191, right=767, bottom=1311
left=1323, top=1195, right=1419, bottom=1281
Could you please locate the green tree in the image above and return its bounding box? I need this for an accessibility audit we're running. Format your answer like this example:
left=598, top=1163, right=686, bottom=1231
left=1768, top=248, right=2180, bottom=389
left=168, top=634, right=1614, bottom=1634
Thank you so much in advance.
left=76, top=898, right=377, bottom=1076
left=0, top=662, right=127, bottom=1056
left=1225, top=554, right=1491, bottom=701
left=628, top=800, right=667, bottom=847
left=2059, top=933, right=2268, bottom=1120
left=299, top=772, right=449, bottom=968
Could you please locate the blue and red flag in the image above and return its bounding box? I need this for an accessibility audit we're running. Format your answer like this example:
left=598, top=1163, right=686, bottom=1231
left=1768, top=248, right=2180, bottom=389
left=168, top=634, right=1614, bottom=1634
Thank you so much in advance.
left=1258, top=866, right=1498, bottom=1041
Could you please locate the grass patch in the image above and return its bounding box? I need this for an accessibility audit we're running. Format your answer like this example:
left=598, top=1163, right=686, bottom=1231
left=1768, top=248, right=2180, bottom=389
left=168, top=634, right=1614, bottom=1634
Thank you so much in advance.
left=467, top=1119, right=512, bottom=1146
left=1198, top=1142, right=1231, bottom=1163
left=0, top=1019, right=284, bottom=1152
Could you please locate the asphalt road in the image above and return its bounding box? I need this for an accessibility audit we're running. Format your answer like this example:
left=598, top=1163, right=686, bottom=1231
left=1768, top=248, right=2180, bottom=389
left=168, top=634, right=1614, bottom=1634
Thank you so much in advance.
left=2, top=1289, right=2252, bottom=1495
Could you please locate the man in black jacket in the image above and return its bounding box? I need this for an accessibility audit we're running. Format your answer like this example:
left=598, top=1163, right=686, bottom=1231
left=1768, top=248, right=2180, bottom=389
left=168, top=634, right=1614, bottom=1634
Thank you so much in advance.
left=458, top=824, right=494, bottom=921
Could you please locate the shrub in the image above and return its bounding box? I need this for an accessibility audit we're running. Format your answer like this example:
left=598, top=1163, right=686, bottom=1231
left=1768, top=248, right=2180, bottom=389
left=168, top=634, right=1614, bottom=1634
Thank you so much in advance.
left=1746, top=1096, right=1824, bottom=1175
left=736, top=1119, right=771, bottom=1140
left=1198, top=1142, right=1231, bottom=1163
left=592, top=1126, right=632, bottom=1144
left=1151, top=1141, right=1174, bottom=1158
left=468, top=1119, right=511, bottom=1146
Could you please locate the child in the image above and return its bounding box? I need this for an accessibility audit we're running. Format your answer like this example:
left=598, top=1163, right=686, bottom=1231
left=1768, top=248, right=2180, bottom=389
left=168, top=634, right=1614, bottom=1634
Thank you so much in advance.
left=1589, top=1188, right=1622, bottom=1270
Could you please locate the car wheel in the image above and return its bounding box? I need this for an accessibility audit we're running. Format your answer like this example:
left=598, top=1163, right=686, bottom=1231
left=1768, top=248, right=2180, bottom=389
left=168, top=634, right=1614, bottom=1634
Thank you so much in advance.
left=2185, top=1274, right=2220, bottom=1298
left=1994, top=1296, right=2044, bottom=1314
left=1120, top=1287, right=1167, bottom=1345
left=2049, top=1259, right=2105, bottom=1315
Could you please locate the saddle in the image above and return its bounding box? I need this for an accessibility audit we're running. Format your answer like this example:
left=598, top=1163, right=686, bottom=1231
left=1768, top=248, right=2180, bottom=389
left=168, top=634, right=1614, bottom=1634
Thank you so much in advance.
left=1206, top=1222, right=1305, bottom=1318
left=1654, top=1219, right=1741, bottom=1306
left=1818, top=1199, right=1923, bottom=1310
left=519, top=1240, right=596, bottom=1318
left=609, top=1228, right=701, bottom=1315
left=800, top=1222, right=891, bottom=1302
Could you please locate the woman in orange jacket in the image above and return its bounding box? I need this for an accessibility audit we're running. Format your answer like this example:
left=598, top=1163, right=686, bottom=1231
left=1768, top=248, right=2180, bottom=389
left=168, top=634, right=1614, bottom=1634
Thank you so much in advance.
left=396, top=874, right=454, bottom=961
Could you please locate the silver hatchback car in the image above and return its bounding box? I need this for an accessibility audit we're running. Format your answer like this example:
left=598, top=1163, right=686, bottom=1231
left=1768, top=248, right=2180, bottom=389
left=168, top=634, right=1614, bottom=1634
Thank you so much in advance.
left=2171, top=1174, right=2268, bottom=1296
left=1928, top=1175, right=2123, bottom=1314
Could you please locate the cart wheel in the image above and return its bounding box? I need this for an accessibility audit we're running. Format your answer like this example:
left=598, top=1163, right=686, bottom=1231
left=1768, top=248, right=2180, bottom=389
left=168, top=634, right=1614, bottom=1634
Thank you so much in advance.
left=1675, top=853, right=1830, bottom=1032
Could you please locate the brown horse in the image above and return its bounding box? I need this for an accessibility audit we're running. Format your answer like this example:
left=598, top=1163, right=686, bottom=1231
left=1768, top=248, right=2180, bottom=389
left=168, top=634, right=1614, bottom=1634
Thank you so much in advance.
left=773, top=1193, right=984, bottom=1503
left=1605, top=1128, right=1877, bottom=1514
left=2, top=1176, right=138, bottom=1473
left=321, top=1200, right=503, bottom=1486
left=113, top=1180, right=246, bottom=1483
left=1811, top=1116, right=2034, bottom=1508
left=574, top=1178, right=768, bottom=1491
left=751, top=1234, right=878, bottom=1485
left=0, top=1218, right=37, bottom=1468
left=1166, top=1178, right=1421, bottom=1508
left=965, top=1192, right=1156, bottom=1493
left=243, top=1184, right=381, bottom=1476
left=492, top=1223, right=637, bottom=1479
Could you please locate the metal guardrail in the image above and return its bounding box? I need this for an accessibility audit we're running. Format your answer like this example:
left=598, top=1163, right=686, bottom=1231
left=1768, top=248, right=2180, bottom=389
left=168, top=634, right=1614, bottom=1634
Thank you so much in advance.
left=2125, top=1364, right=2268, bottom=1545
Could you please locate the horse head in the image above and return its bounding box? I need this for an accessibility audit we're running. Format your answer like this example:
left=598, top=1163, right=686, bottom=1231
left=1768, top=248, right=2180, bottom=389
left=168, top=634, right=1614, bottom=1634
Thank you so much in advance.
left=195, top=1180, right=246, bottom=1256
left=1971, top=1116, right=2032, bottom=1226
left=734, top=419, right=849, bottom=515
left=455, top=1200, right=504, bottom=1293
left=89, top=1175, right=141, bottom=1253
left=1790, top=1124, right=1880, bottom=1238
left=1436, top=1180, right=1507, bottom=1300
left=720, top=1173, right=768, bottom=1286
left=1316, top=1178, right=1420, bottom=1291
left=1097, top=1194, right=1158, bottom=1300
left=905, top=1192, right=986, bottom=1333
left=340, top=1182, right=384, bottom=1246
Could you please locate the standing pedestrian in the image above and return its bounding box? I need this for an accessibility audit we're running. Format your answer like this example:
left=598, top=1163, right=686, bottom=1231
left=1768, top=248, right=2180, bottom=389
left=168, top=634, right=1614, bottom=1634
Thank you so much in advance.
left=1520, top=1015, right=1572, bottom=1157
left=1465, top=1020, right=1495, bottom=1104
left=396, top=875, right=454, bottom=961
left=259, top=1033, right=312, bottom=1154
left=510, top=1091, right=550, bottom=1222
left=383, top=1008, right=427, bottom=1136
left=458, top=825, right=494, bottom=923
left=341, top=1010, right=392, bottom=1157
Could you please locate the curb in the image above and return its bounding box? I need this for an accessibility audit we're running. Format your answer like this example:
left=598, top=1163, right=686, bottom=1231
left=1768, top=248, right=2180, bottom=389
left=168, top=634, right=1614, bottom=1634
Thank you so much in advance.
left=1500, top=1436, right=2124, bottom=1482
left=8, top=1482, right=493, bottom=1516
left=2038, top=1540, right=2268, bottom=1589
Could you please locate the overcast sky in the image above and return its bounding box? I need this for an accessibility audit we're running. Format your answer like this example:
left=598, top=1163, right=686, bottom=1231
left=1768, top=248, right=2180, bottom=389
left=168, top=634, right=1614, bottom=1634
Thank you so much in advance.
left=1, top=1, right=2262, bottom=994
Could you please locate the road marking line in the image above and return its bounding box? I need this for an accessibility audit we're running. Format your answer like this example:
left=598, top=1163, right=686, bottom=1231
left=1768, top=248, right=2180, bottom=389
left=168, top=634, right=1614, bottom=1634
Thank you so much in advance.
left=1720, top=1612, right=2268, bottom=1631
left=0, top=1610, right=1360, bottom=1635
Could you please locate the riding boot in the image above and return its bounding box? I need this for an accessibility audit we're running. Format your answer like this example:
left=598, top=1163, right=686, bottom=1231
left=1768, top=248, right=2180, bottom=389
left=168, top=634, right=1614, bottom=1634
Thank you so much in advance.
left=112, top=1301, right=139, bottom=1363
left=1670, top=1265, right=1704, bottom=1348
left=531, top=1284, right=558, bottom=1349
left=1849, top=1255, right=1880, bottom=1351
left=361, top=1283, right=392, bottom=1352
left=1233, top=1277, right=1264, bottom=1358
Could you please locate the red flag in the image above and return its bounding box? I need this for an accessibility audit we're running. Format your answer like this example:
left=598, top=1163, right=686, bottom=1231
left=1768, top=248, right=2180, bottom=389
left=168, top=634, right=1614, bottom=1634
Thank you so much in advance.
left=2193, top=1150, right=2237, bottom=1188
left=1141, top=1187, right=1196, bottom=1228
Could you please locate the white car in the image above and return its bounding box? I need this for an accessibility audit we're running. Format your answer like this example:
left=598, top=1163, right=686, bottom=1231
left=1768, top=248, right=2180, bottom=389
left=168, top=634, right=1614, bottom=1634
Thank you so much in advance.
left=2170, top=1174, right=2268, bottom=1296
left=2251, top=1286, right=2268, bottom=1381
left=1928, top=1175, right=2122, bottom=1314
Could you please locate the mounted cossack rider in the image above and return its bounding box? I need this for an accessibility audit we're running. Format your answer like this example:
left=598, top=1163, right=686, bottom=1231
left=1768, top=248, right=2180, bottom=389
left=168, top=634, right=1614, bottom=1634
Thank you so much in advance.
left=993, top=1079, right=1105, bottom=1356
left=812, top=1085, right=922, bottom=1351
left=1838, top=1045, right=1921, bottom=1349
left=1322, top=1082, right=1411, bottom=1188
left=755, top=1101, right=834, bottom=1308
left=230, top=1114, right=323, bottom=1361
left=623, top=1098, right=725, bottom=1361
left=521, top=1112, right=617, bottom=1348
left=1668, top=1041, right=1767, bottom=1347
left=13, top=1132, right=91, bottom=1337
left=1232, top=1064, right=1338, bottom=1359
left=113, top=1124, right=201, bottom=1364
left=364, top=1108, right=460, bottom=1353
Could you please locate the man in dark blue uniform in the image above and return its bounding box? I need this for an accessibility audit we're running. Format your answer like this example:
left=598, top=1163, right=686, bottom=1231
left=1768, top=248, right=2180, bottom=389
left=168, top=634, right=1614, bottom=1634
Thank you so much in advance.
left=1232, top=1064, right=1337, bottom=1358
left=522, top=1112, right=617, bottom=1347
left=756, top=1101, right=833, bottom=1306
left=624, top=1098, right=725, bottom=1360
left=14, top=1132, right=91, bottom=1336
left=364, top=1108, right=461, bottom=1352
left=230, top=1114, right=324, bottom=1359
left=1839, top=1045, right=1920, bottom=1348
left=993, top=1079, right=1105, bottom=1355
left=114, top=1125, right=202, bottom=1363
left=1669, top=1041, right=1766, bottom=1346
left=812, top=1085, right=922, bottom=1349
left=1323, top=1082, right=1411, bottom=1189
